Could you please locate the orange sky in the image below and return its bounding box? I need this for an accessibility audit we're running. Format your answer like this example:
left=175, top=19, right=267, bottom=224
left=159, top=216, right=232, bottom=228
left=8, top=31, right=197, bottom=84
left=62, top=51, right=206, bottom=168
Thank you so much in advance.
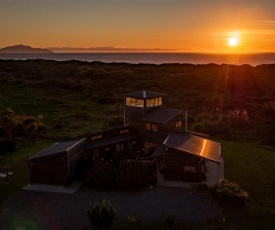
left=1, top=0, right=275, bottom=53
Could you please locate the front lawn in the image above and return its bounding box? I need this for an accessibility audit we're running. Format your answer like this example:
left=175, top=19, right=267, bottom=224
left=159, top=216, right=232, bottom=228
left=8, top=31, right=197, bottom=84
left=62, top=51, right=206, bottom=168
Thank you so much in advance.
left=0, top=140, right=54, bottom=203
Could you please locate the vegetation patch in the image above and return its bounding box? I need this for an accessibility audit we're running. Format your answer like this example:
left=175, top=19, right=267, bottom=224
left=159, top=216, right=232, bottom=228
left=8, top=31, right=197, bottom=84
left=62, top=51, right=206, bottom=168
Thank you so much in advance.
left=211, top=180, right=249, bottom=205
left=117, top=160, right=150, bottom=190
left=87, top=199, right=117, bottom=229
left=86, top=162, right=117, bottom=189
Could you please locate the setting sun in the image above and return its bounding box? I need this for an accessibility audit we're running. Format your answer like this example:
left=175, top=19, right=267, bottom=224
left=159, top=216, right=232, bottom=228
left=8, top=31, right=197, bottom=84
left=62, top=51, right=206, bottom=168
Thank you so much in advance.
left=227, top=32, right=241, bottom=47
left=228, top=37, right=240, bottom=47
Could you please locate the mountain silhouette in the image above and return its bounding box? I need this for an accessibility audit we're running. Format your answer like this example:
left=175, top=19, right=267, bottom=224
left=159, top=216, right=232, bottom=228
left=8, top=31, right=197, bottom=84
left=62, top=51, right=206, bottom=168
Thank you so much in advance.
left=0, top=45, right=54, bottom=53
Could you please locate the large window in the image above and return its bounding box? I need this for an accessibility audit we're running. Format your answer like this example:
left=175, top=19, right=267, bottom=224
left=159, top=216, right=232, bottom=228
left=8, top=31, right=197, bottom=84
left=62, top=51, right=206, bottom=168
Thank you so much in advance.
left=91, top=135, right=102, bottom=141
left=126, top=97, right=144, bottom=107
left=176, top=121, right=182, bottom=128
left=146, top=123, right=158, bottom=131
left=119, top=129, right=129, bottom=134
left=146, top=97, right=162, bottom=108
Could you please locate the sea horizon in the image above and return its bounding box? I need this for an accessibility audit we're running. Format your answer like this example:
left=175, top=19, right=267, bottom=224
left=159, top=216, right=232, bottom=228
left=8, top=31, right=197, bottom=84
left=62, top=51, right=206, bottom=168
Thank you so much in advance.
left=1, top=52, right=275, bottom=66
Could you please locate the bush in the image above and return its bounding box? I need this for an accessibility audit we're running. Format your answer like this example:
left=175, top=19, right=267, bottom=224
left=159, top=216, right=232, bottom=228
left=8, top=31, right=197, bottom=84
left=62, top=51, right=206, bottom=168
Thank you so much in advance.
left=90, top=162, right=117, bottom=189
left=87, top=199, right=117, bottom=229
left=211, top=180, right=248, bottom=205
left=117, top=160, right=150, bottom=190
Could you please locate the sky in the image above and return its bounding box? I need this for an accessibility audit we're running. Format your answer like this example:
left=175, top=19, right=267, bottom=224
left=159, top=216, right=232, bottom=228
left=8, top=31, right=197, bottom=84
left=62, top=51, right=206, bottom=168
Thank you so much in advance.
left=1, top=0, right=275, bottom=53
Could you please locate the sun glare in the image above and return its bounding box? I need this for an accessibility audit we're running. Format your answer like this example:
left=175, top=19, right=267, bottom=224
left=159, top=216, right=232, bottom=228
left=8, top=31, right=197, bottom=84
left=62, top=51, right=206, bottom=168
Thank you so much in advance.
left=227, top=32, right=240, bottom=47
left=228, top=37, right=239, bottom=46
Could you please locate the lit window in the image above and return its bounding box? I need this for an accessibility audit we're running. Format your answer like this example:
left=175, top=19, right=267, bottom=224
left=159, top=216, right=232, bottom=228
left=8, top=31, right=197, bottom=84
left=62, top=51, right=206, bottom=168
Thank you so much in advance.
left=159, top=97, right=162, bottom=106
left=176, top=121, right=182, bottom=128
left=152, top=124, right=158, bottom=131
left=146, top=97, right=163, bottom=107
left=184, top=166, right=197, bottom=172
left=125, top=97, right=144, bottom=107
left=91, top=135, right=103, bottom=141
left=146, top=123, right=151, bottom=130
left=119, top=129, right=129, bottom=134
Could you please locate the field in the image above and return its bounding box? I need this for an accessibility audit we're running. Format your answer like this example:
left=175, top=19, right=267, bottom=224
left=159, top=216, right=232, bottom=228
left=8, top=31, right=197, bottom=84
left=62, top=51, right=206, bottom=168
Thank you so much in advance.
left=0, top=60, right=275, bottom=228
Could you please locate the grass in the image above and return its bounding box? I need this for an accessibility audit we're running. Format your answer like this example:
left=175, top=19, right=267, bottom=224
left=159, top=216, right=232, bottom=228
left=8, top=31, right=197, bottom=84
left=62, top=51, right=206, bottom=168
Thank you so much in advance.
left=0, top=139, right=55, bottom=203
left=217, top=140, right=275, bottom=229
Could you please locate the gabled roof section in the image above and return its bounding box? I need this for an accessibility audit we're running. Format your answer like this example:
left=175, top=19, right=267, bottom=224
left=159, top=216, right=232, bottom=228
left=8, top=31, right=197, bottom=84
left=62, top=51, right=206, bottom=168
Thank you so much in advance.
left=129, top=107, right=183, bottom=124
left=163, top=133, right=221, bottom=163
left=151, top=144, right=165, bottom=157
left=29, top=138, right=86, bottom=159
left=122, top=91, right=166, bottom=99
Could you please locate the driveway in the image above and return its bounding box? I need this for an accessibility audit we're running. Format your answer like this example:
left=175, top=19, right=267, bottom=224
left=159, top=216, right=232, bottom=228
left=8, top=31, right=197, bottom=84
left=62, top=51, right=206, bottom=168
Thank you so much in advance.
left=0, top=186, right=223, bottom=230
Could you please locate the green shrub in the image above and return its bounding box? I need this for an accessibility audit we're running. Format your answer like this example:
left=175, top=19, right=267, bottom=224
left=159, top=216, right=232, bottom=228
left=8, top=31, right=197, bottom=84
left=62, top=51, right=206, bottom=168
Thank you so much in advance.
left=117, top=160, right=150, bottom=190
left=87, top=199, right=117, bottom=229
left=211, top=180, right=248, bottom=205
left=90, top=162, right=117, bottom=189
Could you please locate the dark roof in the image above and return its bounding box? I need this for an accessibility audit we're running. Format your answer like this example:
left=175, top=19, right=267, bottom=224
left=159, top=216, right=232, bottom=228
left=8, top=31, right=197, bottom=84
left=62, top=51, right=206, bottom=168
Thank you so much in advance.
left=129, top=107, right=183, bottom=124
left=29, top=138, right=86, bottom=159
left=122, top=91, right=166, bottom=99
left=151, top=144, right=165, bottom=157
left=86, top=133, right=137, bottom=150
left=163, top=133, right=221, bottom=163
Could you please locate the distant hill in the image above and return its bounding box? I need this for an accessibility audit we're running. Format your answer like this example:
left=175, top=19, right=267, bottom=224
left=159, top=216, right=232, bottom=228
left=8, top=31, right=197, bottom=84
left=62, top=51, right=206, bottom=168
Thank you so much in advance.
left=0, top=45, right=54, bottom=53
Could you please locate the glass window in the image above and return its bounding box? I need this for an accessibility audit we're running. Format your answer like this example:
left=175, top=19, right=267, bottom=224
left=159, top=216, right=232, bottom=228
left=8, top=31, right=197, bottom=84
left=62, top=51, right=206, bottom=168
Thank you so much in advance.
left=146, top=97, right=163, bottom=107
left=91, top=135, right=102, bottom=141
left=184, top=166, right=197, bottom=172
left=146, top=123, right=151, bottom=130
left=126, top=97, right=131, bottom=106
left=152, top=124, right=158, bottom=131
left=176, top=121, right=182, bottom=128
left=119, top=129, right=129, bottom=134
left=126, top=97, right=144, bottom=107
left=159, top=97, right=162, bottom=105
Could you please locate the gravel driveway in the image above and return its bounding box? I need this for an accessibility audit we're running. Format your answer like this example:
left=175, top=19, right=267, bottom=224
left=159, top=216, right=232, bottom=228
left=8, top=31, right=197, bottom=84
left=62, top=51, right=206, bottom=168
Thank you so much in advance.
left=0, top=186, right=223, bottom=230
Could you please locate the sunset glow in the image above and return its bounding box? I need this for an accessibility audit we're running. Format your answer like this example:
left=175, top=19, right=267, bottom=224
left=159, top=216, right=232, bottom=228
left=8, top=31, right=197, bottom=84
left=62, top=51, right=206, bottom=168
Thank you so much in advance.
left=0, top=0, right=275, bottom=53
left=228, top=37, right=240, bottom=47
left=227, top=32, right=241, bottom=47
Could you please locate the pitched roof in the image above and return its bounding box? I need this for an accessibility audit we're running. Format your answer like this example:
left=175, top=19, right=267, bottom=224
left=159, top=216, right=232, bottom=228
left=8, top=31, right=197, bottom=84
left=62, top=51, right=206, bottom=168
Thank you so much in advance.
left=163, top=133, right=221, bottom=163
left=86, top=133, right=137, bottom=150
left=151, top=144, right=165, bottom=157
left=122, top=91, right=166, bottom=99
left=129, top=107, right=183, bottom=124
left=29, top=138, right=86, bottom=159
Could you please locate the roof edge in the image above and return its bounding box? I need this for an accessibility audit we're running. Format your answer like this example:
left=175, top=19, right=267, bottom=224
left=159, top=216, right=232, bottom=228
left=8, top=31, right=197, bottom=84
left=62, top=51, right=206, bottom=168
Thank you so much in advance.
left=163, top=143, right=221, bottom=163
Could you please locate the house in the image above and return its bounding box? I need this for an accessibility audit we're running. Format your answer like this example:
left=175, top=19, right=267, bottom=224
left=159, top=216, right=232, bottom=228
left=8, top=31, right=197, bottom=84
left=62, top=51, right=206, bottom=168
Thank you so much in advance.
left=28, top=90, right=222, bottom=186
left=28, top=138, right=86, bottom=186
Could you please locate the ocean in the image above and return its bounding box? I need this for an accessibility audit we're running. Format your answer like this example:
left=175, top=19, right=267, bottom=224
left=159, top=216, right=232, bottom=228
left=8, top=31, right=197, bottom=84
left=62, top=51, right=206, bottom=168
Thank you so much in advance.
left=0, top=52, right=275, bottom=66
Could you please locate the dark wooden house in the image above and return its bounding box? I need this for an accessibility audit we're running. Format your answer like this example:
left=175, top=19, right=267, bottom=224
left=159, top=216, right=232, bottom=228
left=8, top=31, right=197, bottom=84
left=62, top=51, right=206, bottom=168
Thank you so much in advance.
left=28, top=90, right=222, bottom=186
left=152, top=133, right=221, bottom=182
left=28, top=138, right=86, bottom=186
